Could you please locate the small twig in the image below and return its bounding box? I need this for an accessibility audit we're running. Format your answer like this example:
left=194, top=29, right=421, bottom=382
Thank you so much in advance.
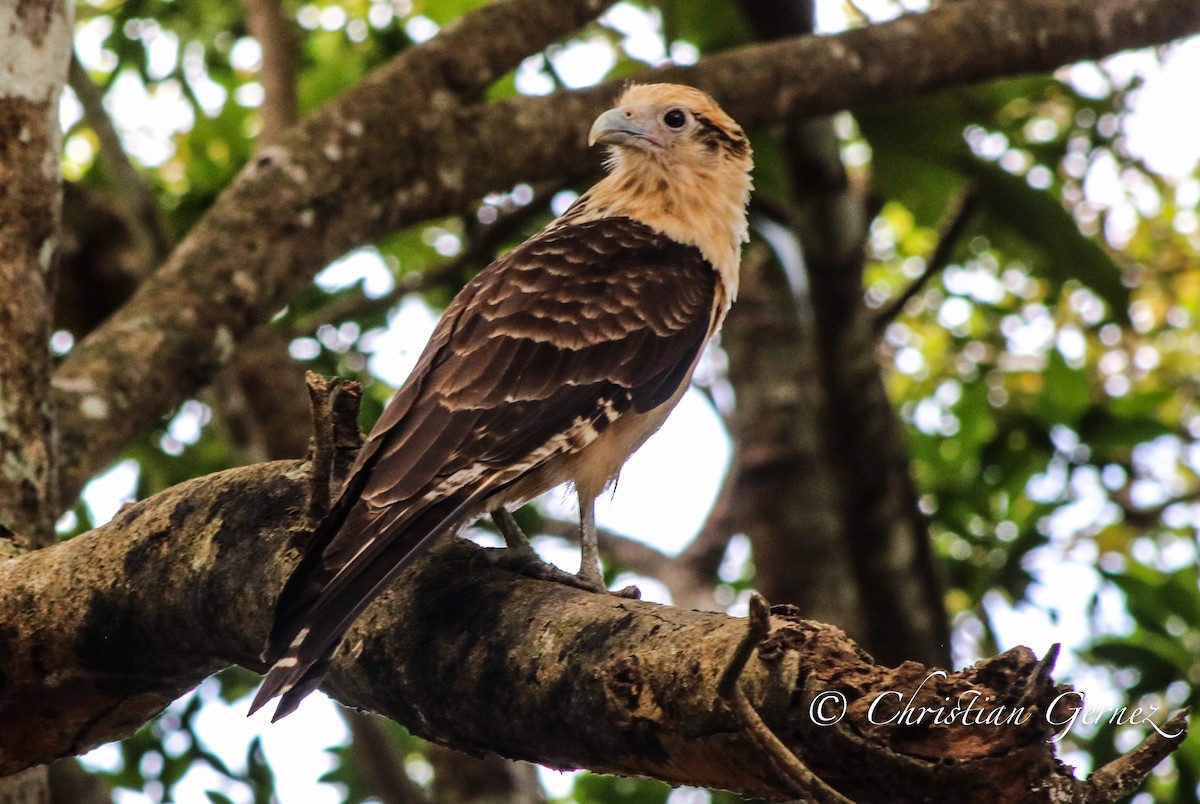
left=718, top=592, right=771, bottom=700
left=1017, top=642, right=1060, bottom=710
left=240, top=0, right=299, bottom=145
left=304, top=372, right=336, bottom=525
left=1085, top=708, right=1189, bottom=801
left=718, top=594, right=852, bottom=804
left=303, top=372, right=362, bottom=525
left=328, top=380, right=363, bottom=497
left=874, top=184, right=980, bottom=332
left=68, top=54, right=174, bottom=266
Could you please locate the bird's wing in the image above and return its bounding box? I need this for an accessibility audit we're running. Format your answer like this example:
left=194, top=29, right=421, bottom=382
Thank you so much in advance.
left=359, top=216, right=719, bottom=504
left=252, top=216, right=716, bottom=718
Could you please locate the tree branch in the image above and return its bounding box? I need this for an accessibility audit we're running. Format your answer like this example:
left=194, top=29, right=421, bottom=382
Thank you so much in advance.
left=240, top=0, right=298, bottom=145
left=202, top=0, right=313, bottom=466
left=1085, top=708, right=1190, bottom=800
left=343, top=710, right=430, bottom=804
left=67, top=55, right=173, bottom=267
left=874, top=185, right=981, bottom=331
left=49, top=0, right=1200, bottom=506
left=722, top=236, right=873, bottom=643
left=288, top=179, right=565, bottom=336
left=0, top=458, right=1188, bottom=800
left=717, top=594, right=850, bottom=804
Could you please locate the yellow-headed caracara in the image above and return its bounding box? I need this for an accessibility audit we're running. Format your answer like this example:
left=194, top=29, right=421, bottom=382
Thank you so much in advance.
left=251, top=83, right=753, bottom=720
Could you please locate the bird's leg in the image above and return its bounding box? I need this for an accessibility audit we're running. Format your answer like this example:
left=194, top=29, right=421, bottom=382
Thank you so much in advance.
left=485, top=507, right=636, bottom=597
left=576, top=496, right=639, bottom=598
left=491, top=508, right=540, bottom=562
left=486, top=509, right=590, bottom=587
left=575, top=494, right=606, bottom=591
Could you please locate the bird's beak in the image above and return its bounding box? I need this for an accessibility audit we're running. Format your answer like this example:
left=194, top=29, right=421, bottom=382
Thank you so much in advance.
left=588, top=108, right=645, bottom=147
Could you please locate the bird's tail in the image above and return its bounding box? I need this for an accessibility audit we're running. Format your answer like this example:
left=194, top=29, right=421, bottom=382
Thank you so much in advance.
left=249, top=484, right=484, bottom=721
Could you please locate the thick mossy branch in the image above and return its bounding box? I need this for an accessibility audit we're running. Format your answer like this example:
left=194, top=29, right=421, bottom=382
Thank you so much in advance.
left=0, top=459, right=1186, bottom=799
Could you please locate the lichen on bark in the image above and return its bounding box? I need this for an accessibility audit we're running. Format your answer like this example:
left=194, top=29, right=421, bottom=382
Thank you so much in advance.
left=0, top=0, right=71, bottom=546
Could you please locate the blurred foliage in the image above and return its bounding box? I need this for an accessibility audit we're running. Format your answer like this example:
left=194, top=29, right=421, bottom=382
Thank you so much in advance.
left=860, top=44, right=1200, bottom=804
left=57, top=0, right=1199, bottom=801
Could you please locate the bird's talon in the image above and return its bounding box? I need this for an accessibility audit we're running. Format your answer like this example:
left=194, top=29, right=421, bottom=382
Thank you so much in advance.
left=613, top=584, right=641, bottom=599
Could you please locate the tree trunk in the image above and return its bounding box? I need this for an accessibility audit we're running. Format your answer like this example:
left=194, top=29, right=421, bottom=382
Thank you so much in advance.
left=0, top=3, right=72, bottom=802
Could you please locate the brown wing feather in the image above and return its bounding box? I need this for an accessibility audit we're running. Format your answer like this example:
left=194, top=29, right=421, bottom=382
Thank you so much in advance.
left=252, top=217, right=716, bottom=719
left=362, top=216, right=716, bottom=507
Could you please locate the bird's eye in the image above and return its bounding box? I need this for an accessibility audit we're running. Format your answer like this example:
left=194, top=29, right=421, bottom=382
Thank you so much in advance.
left=663, top=109, right=687, bottom=129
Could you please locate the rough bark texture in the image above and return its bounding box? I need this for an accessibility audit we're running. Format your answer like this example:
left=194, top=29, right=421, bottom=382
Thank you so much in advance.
left=0, top=4, right=72, bottom=803
left=0, top=459, right=1187, bottom=799
left=49, top=0, right=1200, bottom=508
left=0, top=0, right=71, bottom=547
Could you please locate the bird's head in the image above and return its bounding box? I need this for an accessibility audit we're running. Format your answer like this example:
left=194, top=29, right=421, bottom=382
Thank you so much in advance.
left=588, top=83, right=751, bottom=176
left=581, top=83, right=753, bottom=301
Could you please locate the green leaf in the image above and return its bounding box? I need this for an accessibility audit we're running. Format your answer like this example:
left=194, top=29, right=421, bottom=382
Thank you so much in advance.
left=1076, top=408, right=1173, bottom=458
left=856, top=92, right=979, bottom=225
left=963, top=159, right=1129, bottom=320
left=1108, top=387, right=1176, bottom=419
left=571, top=773, right=671, bottom=804
left=417, top=0, right=492, bottom=27
left=1033, top=349, right=1092, bottom=427
left=858, top=83, right=1130, bottom=319
left=1088, top=636, right=1191, bottom=696
left=660, top=0, right=752, bottom=52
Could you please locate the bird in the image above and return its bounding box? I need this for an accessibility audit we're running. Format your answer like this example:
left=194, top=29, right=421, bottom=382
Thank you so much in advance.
left=250, top=83, right=753, bottom=721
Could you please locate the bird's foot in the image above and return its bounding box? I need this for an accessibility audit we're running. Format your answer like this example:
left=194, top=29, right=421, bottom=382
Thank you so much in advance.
left=573, top=564, right=640, bottom=599
left=482, top=547, right=640, bottom=598
left=607, top=582, right=641, bottom=600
